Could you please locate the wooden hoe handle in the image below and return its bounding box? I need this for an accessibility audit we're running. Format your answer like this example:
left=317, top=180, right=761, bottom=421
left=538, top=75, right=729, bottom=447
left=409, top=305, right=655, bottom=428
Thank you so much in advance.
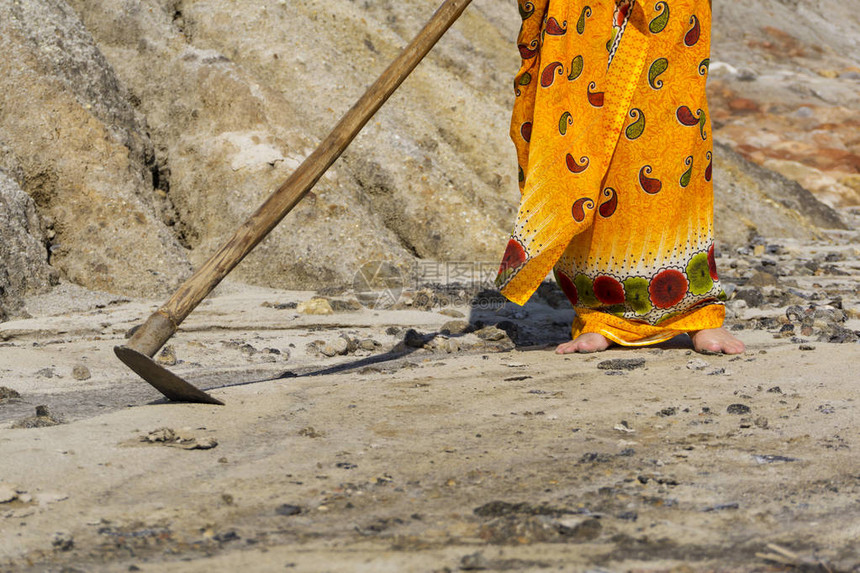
left=126, top=0, right=474, bottom=357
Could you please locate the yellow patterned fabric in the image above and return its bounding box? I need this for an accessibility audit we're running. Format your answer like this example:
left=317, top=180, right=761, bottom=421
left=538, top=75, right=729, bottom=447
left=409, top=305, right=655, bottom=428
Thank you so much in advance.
left=496, top=0, right=726, bottom=345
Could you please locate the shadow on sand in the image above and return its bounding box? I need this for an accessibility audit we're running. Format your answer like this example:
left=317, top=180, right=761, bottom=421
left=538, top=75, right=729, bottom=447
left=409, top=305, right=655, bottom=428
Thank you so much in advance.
left=197, top=283, right=698, bottom=399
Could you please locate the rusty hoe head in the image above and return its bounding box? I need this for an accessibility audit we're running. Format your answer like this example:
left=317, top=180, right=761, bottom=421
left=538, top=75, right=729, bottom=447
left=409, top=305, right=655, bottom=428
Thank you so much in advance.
left=115, top=311, right=225, bottom=405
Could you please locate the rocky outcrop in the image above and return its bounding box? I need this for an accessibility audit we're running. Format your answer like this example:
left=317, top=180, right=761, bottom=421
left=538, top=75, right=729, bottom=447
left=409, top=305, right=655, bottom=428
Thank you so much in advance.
left=61, top=0, right=520, bottom=290
left=0, top=0, right=854, bottom=316
left=714, top=142, right=847, bottom=245
left=0, top=171, right=56, bottom=320
left=710, top=0, right=860, bottom=209
left=713, top=0, right=860, bottom=63
left=0, top=0, right=190, bottom=298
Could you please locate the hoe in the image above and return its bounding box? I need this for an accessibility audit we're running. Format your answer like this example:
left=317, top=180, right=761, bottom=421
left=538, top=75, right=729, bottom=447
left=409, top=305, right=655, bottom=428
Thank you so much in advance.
left=115, top=0, right=474, bottom=405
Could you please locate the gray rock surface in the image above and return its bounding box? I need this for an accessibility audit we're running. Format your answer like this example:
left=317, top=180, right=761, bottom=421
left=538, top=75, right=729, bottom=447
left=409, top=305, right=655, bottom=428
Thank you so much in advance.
left=713, top=0, right=860, bottom=65
left=714, top=142, right=846, bottom=245
left=0, top=172, right=57, bottom=319
left=0, top=0, right=190, bottom=299
left=63, top=0, right=519, bottom=290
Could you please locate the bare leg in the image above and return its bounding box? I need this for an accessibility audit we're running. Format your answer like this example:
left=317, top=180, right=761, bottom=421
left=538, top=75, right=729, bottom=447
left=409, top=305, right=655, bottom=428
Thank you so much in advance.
left=555, top=332, right=614, bottom=354
left=689, top=328, right=745, bottom=355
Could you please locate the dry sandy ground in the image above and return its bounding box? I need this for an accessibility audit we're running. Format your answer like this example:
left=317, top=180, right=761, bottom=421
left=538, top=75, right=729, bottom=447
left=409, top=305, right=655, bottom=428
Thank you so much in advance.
left=1, top=236, right=859, bottom=573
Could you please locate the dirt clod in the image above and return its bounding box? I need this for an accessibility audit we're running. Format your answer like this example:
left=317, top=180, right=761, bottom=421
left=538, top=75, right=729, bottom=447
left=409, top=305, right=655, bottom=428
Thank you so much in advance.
left=598, top=358, right=646, bottom=371
left=137, top=428, right=218, bottom=450
left=71, top=365, right=91, bottom=381
left=0, top=386, right=21, bottom=402
left=459, top=552, right=489, bottom=570
left=11, top=406, right=63, bottom=429
left=275, top=504, right=302, bottom=516
left=727, top=404, right=752, bottom=415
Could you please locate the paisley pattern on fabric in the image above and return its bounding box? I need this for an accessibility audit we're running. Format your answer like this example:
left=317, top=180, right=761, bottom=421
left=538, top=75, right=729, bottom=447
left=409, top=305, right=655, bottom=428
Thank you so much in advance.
left=497, top=0, right=724, bottom=345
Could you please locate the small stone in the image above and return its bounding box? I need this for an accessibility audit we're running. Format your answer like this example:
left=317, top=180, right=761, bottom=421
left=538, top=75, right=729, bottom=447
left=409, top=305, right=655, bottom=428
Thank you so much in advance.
left=72, top=365, right=91, bottom=381
left=555, top=516, right=602, bottom=540
left=359, top=339, right=379, bottom=351
left=144, top=428, right=176, bottom=443
left=11, top=406, right=63, bottom=429
left=440, top=320, right=472, bottom=335
left=687, top=358, right=709, bottom=371
left=598, top=358, right=646, bottom=371
left=344, top=335, right=360, bottom=353
left=297, top=298, right=334, bottom=315
left=185, top=437, right=218, bottom=450
left=460, top=552, right=489, bottom=571
left=474, top=326, right=507, bottom=341
left=156, top=345, right=177, bottom=366
left=734, top=287, right=764, bottom=308
left=140, top=428, right=217, bottom=450
left=52, top=532, right=74, bottom=551
left=305, top=341, right=324, bottom=356
left=298, top=427, right=324, bottom=438
left=747, top=271, right=778, bottom=288
left=321, top=336, right=349, bottom=357
left=275, top=504, right=302, bottom=516
left=706, top=368, right=727, bottom=376
left=239, top=343, right=258, bottom=356
left=736, top=68, right=757, bottom=81
left=727, top=404, right=751, bottom=415
left=657, top=407, right=678, bottom=417
left=767, top=386, right=783, bottom=394
left=754, top=417, right=769, bottom=429
left=430, top=337, right=461, bottom=354
left=35, top=367, right=55, bottom=379
left=0, top=386, right=21, bottom=402
left=799, top=344, right=816, bottom=351
left=319, top=343, right=340, bottom=358
left=614, top=421, right=635, bottom=433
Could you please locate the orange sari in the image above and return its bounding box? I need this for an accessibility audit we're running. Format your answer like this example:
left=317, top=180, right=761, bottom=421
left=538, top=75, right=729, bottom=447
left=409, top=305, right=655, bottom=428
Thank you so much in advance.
left=496, top=0, right=725, bottom=346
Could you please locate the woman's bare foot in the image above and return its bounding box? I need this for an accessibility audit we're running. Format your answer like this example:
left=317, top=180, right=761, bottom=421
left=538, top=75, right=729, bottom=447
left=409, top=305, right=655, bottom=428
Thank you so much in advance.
left=689, top=328, right=745, bottom=355
left=555, top=333, right=613, bottom=354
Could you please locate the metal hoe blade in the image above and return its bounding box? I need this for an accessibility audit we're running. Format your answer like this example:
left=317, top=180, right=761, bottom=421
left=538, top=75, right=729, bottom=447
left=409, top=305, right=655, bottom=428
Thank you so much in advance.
left=115, top=346, right=225, bottom=405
